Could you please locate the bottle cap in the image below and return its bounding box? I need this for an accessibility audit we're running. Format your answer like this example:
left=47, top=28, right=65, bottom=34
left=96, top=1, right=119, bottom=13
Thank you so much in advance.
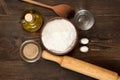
left=24, top=13, right=34, bottom=22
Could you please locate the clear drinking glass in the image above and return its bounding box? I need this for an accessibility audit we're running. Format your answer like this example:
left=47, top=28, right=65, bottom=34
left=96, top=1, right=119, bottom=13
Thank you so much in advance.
left=74, top=9, right=94, bottom=30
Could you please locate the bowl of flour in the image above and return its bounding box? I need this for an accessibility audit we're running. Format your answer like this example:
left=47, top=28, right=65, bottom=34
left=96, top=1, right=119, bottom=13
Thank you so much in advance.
left=41, top=17, right=77, bottom=55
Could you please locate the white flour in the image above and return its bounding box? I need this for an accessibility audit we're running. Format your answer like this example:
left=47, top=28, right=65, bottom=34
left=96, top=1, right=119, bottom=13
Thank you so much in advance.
left=41, top=18, right=77, bottom=54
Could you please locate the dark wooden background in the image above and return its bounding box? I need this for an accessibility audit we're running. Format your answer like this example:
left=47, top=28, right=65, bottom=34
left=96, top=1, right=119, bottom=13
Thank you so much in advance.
left=0, top=0, right=120, bottom=80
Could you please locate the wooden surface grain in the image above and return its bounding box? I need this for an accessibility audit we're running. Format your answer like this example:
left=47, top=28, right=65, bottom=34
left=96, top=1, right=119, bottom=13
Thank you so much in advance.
left=0, top=0, right=120, bottom=80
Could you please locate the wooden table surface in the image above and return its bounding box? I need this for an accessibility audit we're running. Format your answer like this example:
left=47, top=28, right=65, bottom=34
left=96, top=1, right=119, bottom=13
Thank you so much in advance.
left=0, top=0, right=120, bottom=80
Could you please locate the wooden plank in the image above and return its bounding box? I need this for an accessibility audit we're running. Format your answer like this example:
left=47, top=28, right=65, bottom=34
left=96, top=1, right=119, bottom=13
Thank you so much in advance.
left=0, top=0, right=12, bottom=15
left=0, top=0, right=120, bottom=80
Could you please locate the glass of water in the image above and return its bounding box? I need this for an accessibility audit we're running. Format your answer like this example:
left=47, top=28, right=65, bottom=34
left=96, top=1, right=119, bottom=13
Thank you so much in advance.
left=74, top=9, right=94, bottom=30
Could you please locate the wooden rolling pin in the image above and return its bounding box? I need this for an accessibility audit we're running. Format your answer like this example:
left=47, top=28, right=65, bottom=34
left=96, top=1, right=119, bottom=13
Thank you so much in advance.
left=42, top=50, right=120, bottom=80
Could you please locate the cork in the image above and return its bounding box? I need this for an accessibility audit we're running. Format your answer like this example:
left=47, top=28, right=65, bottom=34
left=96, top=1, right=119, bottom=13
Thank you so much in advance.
left=24, top=13, right=34, bottom=22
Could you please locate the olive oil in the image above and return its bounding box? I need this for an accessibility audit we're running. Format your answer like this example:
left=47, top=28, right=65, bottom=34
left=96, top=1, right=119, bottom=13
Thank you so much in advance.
left=21, top=9, right=43, bottom=32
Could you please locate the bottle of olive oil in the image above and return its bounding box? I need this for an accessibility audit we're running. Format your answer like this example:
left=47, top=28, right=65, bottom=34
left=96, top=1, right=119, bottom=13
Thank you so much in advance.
left=21, top=9, right=43, bottom=32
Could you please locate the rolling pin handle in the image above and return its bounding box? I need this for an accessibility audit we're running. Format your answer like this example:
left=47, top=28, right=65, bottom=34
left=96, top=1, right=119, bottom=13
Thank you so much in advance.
left=117, top=77, right=120, bottom=80
left=42, top=50, right=119, bottom=80
left=100, top=76, right=120, bottom=80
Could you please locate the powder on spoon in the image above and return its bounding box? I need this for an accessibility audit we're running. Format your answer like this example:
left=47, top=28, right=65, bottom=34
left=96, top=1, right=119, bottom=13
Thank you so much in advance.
left=41, top=18, right=77, bottom=55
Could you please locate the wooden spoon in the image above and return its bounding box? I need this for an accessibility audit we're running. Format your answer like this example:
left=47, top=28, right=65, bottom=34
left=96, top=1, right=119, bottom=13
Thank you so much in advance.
left=22, top=0, right=75, bottom=18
